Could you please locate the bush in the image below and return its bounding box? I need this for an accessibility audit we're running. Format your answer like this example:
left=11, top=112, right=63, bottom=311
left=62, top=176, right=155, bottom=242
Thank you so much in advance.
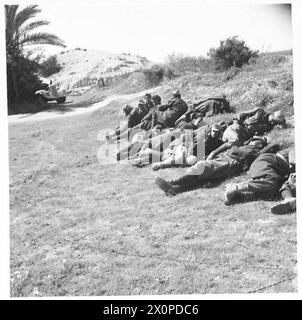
left=143, top=65, right=165, bottom=85
left=164, top=67, right=177, bottom=80
left=208, top=36, right=259, bottom=71
left=40, top=55, right=62, bottom=77
left=165, top=53, right=212, bottom=75
left=143, top=65, right=177, bottom=85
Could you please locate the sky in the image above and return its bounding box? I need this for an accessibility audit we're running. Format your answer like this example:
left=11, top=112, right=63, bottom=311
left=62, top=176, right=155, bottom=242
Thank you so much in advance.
left=27, top=1, right=294, bottom=62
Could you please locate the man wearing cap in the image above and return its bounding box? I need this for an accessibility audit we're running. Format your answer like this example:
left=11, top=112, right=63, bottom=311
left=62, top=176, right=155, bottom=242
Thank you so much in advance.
left=154, top=136, right=277, bottom=196
left=239, top=107, right=286, bottom=138
left=223, top=148, right=294, bottom=205
left=108, top=95, right=161, bottom=144
left=271, top=150, right=296, bottom=214
left=139, top=94, right=161, bottom=131
left=143, top=93, right=155, bottom=111
left=155, top=89, right=188, bottom=128
left=206, top=118, right=248, bottom=160
left=106, top=98, right=152, bottom=142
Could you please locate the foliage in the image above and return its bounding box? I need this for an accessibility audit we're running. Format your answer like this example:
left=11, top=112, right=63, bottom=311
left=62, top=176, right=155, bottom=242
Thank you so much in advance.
left=5, top=4, right=65, bottom=112
left=165, top=52, right=213, bottom=75
left=142, top=65, right=176, bottom=85
left=208, top=36, right=259, bottom=71
left=40, top=55, right=62, bottom=77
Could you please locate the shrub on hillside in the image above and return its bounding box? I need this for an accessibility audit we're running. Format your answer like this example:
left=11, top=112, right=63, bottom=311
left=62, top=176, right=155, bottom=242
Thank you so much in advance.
left=40, top=56, right=62, bottom=77
left=143, top=65, right=164, bottom=85
left=208, top=36, right=259, bottom=71
left=165, top=53, right=212, bottom=75
left=142, top=65, right=176, bottom=85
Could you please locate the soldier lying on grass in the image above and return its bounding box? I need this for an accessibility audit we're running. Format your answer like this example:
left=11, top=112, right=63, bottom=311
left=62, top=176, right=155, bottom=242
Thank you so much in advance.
left=154, top=137, right=279, bottom=197
left=223, top=149, right=295, bottom=206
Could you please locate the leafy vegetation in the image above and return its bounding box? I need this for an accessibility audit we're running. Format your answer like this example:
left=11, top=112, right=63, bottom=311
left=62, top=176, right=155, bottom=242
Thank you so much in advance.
left=40, top=55, right=63, bottom=77
left=208, top=36, right=259, bottom=71
left=165, top=52, right=213, bottom=75
left=5, top=4, right=65, bottom=113
left=142, top=65, right=176, bottom=85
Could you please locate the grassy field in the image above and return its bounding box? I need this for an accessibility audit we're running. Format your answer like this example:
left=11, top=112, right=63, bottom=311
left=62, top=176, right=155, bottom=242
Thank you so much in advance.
left=9, top=52, right=296, bottom=296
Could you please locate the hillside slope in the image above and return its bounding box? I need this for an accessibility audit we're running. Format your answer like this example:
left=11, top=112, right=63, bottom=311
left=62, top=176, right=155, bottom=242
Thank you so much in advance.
left=9, top=52, right=296, bottom=296
left=49, top=48, right=153, bottom=92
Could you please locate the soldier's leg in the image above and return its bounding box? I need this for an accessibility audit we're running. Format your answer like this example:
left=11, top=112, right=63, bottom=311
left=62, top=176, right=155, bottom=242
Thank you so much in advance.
left=224, top=176, right=280, bottom=205
left=155, top=175, right=200, bottom=196
left=271, top=173, right=296, bottom=214
left=155, top=158, right=236, bottom=196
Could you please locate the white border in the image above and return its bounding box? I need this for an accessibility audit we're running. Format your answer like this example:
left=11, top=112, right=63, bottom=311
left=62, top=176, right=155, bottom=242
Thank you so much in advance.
left=0, top=0, right=301, bottom=300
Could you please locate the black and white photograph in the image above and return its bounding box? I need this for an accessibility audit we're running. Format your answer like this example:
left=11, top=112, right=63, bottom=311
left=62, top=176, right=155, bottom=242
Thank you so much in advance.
left=1, top=0, right=300, bottom=298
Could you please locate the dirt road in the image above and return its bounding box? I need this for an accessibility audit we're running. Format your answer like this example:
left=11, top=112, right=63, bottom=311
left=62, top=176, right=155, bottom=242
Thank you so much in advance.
left=8, top=87, right=159, bottom=124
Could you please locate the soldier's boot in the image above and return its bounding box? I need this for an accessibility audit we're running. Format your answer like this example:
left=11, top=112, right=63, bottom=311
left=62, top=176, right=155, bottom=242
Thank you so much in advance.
left=270, top=197, right=296, bottom=215
left=169, top=175, right=201, bottom=192
left=224, top=182, right=251, bottom=205
left=155, top=177, right=177, bottom=197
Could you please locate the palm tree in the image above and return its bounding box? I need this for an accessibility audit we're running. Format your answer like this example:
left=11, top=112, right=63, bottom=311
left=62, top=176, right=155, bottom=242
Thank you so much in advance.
left=5, top=4, right=65, bottom=105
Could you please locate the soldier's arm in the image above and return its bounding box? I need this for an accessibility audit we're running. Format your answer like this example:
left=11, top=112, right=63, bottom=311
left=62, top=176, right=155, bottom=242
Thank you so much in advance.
left=259, top=143, right=280, bottom=154
left=141, top=111, right=152, bottom=122
left=174, top=109, right=192, bottom=126
left=206, top=142, right=232, bottom=160
left=239, top=107, right=262, bottom=121
left=194, top=98, right=209, bottom=108
left=158, top=103, right=169, bottom=111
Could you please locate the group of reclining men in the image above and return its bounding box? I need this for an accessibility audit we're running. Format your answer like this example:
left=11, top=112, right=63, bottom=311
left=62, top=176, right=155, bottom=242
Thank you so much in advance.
left=105, top=89, right=296, bottom=215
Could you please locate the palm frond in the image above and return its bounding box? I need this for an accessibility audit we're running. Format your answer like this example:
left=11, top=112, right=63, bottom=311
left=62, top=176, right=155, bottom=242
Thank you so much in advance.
left=20, top=32, right=66, bottom=48
left=14, top=5, right=41, bottom=30
left=20, top=20, right=50, bottom=36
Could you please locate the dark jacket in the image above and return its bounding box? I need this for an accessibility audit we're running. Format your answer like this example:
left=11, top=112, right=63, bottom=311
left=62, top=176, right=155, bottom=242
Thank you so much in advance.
left=193, top=97, right=230, bottom=117
left=249, top=153, right=290, bottom=180
left=156, top=97, right=188, bottom=128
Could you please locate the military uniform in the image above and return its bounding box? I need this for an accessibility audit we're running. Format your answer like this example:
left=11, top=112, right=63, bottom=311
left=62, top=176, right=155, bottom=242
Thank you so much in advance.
left=174, top=96, right=230, bottom=130
left=155, top=97, right=188, bottom=128
left=224, top=149, right=293, bottom=205
left=247, top=153, right=290, bottom=193
left=192, top=126, right=224, bottom=159
left=193, top=96, right=230, bottom=117
left=127, top=103, right=150, bottom=128
left=108, top=100, right=151, bottom=142
left=239, top=107, right=273, bottom=137
left=155, top=141, right=276, bottom=196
